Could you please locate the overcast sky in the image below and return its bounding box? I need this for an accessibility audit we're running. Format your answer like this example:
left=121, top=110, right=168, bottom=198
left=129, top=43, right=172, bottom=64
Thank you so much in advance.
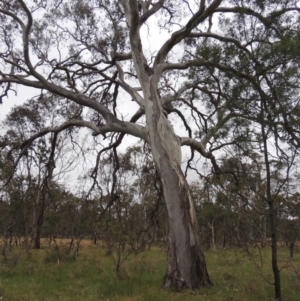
left=0, top=86, right=37, bottom=122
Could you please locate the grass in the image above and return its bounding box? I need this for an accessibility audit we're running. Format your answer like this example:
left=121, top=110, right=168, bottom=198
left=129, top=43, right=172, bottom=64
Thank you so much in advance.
left=0, top=239, right=299, bottom=301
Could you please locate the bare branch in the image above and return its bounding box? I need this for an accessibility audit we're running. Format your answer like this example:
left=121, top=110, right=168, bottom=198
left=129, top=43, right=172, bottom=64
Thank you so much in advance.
left=181, top=136, right=221, bottom=174
left=153, top=0, right=223, bottom=69
left=140, top=0, right=165, bottom=24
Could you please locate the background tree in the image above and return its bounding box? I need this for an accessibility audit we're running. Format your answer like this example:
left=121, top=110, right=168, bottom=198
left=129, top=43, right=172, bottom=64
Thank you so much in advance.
left=280, top=193, right=300, bottom=259
left=1, top=96, right=80, bottom=249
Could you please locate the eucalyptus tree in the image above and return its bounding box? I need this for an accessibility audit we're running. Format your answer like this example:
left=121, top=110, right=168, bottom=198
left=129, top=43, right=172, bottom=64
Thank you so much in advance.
left=211, top=148, right=297, bottom=299
left=186, top=2, right=300, bottom=298
left=1, top=0, right=300, bottom=290
left=0, top=148, right=16, bottom=258
left=280, top=194, right=300, bottom=259
left=1, top=96, right=80, bottom=248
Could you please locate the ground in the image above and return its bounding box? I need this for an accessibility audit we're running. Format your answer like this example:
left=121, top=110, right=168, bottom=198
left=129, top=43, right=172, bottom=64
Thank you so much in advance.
left=0, top=239, right=299, bottom=301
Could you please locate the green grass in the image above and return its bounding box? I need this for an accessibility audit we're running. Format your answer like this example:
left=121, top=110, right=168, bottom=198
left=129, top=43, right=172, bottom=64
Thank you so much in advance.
left=0, top=241, right=299, bottom=301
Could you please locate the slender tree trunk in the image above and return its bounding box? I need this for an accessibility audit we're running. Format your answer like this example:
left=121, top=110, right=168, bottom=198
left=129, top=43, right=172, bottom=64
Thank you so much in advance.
left=289, top=242, right=295, bottom=259
left=24, top=195, right=29, bottom=248
left=31, top=151, right=55, bottom=249
left=8, top=232, right=13, bottom=250
left=1, top=232, right=9, bottom=260
left=236, top=215, right=242, bottom=247
left=222, top=233, right=226, bottom=249
left=208, top=221, right=216, bottom=252
left=145, top=87, right=212, bottom=289
left=261, top=99, right=281, bottom=300
left=261, top=214, right=267, bottom=248
left=31, top=190, right=44, bottom=249
left=212, top=224, right=216, bottom=252
left=24, top=224, right=29, bottom=248
left=31, top=203, right=44, bottom=249
left=268, top=201, right=281, bottom=300
left=93, top=225, right=97, bottom=245
left=31, top=190, right=40, bottom=249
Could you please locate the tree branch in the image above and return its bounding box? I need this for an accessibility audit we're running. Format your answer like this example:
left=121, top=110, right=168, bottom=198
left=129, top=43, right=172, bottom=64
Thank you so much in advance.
left=153, top=0, right=222, bottom=68
left=181, top=136, right=221, bottom=174
left=140, top=0, right=165, bottom=25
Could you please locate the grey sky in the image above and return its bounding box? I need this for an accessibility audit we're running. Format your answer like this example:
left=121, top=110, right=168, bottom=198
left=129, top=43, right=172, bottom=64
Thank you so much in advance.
left=0, top=86, right=37, bottom=123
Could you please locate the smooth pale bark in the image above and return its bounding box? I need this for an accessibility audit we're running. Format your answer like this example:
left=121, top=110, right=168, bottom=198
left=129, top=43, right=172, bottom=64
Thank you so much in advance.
left=144, top=84, right=212, bottom=289
left=115, top=0, right=212, bottom=290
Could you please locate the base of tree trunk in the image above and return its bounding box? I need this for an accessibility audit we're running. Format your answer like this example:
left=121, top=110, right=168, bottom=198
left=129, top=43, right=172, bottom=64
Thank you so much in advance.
left=162, top=231, right=213, bottom=290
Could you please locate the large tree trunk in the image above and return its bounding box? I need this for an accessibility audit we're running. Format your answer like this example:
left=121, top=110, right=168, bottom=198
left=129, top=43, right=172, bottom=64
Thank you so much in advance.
left=145, top=86, right=212, bottom=289
left=161, top=165, right=212, bottom=289
left=122, top=1, right=212, bottom=288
